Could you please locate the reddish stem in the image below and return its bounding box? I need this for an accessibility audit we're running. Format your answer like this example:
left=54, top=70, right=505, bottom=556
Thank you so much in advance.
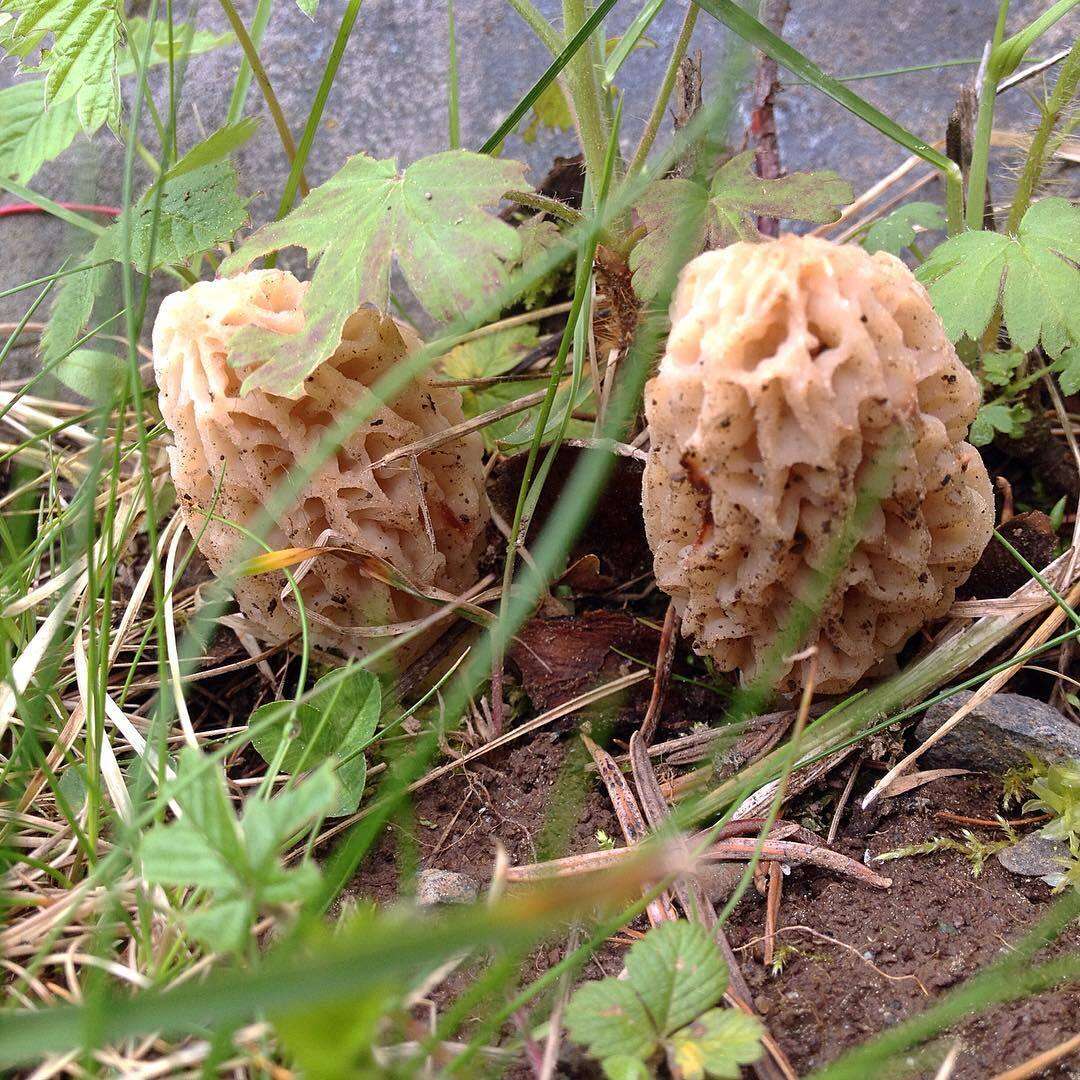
left=0, top=202, right=122, bottom=220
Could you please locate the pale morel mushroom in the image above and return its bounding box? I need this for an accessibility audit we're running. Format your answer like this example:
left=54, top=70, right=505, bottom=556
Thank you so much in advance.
left=153, top=269, right=488, bottom=661
left=642, top=237, right=994, bottom=694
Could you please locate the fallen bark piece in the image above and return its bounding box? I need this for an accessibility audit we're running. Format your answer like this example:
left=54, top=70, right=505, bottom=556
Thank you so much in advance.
left=152, top=270, right=488, bottom=661
left=642, top=236, right=993, bottom=694
left=914, top=691, right=1080, bottom=773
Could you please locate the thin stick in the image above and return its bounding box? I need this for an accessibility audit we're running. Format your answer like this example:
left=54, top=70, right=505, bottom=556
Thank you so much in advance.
left=990, top=1032, right=1080, bottom=1080
left=762, top=860, right=782, bottom=967
left=638, top=599, right=679, bottom=745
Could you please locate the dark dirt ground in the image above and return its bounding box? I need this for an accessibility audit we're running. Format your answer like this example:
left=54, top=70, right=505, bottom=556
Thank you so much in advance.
left=345, top=698, right=1080, bottom=1079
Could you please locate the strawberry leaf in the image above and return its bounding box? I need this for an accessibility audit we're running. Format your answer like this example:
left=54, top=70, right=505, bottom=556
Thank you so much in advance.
left=220, top=149, right=530, bottom=395
left=565, top=979, right=658, bottom=1062
left=624, top=920, right=729, bottom=1036
left=630, top=155, right=851, bottom=298
left=667, top=1008, right=764, bottom=1080
left=861, top=200, right=944, bottom=257
left=1055, top=346, right=1080, bottom=396
left=917, top=198, right=1080, bottom=357
left=708, top=150, right=852, bottom=244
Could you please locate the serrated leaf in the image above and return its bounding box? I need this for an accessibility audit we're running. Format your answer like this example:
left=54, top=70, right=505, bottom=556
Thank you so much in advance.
left=220, top=149, right=530, bottom=395
left=0, top=27, right=232, bottom=182
left=250, top=666, right=380, bottom=816
left=624, top=920, right=729, bottom=1036
left=0, top=81, right=83, bottom=181
left=52, top=347, right=128, bottom=401
left=42, top=160, right=249, bottom=366
left=981, top=349, right=1024, bottom=388
left=1055, top=346, right=1080, bottom=396
left=442, top=325, right=543, bottom=450
left=917, top=198, right=1080, bottom=357
left=564, top=979, right=658, bottom=1061
left=162, top=118, right=259, bottom=181
left=708, top=150, right=851, bottom=245
left=862, top=200, right=944, bottom=257
left=630, top=179, right=710, bottom=300
left=667, top=1008, right=764, bottom=1080
left=1, top=0, right=122, bottom=126
left=969, top=401, right=1032, bottom=447
left=629, top=157, right=850, bottom=299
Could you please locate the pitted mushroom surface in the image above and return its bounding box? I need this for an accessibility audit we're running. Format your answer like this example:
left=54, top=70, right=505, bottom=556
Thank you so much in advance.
left=642, top=237, right=994, bottom=694
left=153, top=269, right=488, bottom=661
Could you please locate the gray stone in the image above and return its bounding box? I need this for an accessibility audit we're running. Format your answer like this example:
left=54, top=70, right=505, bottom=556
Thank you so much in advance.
left=996, top=832, right=1072, bottom=880
left=914, top=692, right=1080, bottom=774
left=415, top=868, right=478, bottom=907
left=4, top=0, right=1077, bottom=388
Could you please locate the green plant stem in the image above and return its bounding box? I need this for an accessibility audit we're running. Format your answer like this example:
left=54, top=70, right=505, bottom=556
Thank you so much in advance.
left=966, top=4, right=1010, bottom=231
left=447, top=0, right=460, bottom=148
left=215, top=0, right=309, bottom=198
left=1005, top=37, right=1080, bottom=233
left=274, top=0, right=364, bottom=220
left=505, top=0, right=563, bottom=55
left=628, top=2, right=699, bottom=176
left=226, top=0, right=273, bottom=125
left=561, top=0, right=611, bottom=191
left=505, top=189, right=584, bottom=224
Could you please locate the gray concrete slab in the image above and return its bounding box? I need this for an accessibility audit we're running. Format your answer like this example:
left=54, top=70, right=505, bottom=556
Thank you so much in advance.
left=2, top=0, right=1076, bottom=384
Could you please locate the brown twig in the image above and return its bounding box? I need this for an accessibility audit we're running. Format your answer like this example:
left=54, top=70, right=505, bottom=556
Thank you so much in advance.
left=762, top=860, right=783, bottom=967
left=638, top=600, right=679, bottom=745
left=706, top=838, right=892, bottom=889
left=936, top=811, right=1051, bottom=829
left=748, top=0, right=791, bottom=236
left=990, top=1031, right=1080, bottom=1080
left=827, top=754, right=862, bottom=845
left=582, top=735, right=678, bottom=926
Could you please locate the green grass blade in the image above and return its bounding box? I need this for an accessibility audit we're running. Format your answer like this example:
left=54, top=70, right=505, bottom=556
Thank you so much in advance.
left=603, top=0, right=665, bottom=85
left=479, top=0, right=619, bottom=155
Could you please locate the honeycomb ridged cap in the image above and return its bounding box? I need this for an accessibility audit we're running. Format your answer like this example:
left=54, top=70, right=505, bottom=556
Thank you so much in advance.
left=642, top=237, right=994, bottom=694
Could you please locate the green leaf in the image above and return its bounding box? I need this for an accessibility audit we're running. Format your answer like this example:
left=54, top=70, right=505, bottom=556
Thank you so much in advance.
left=242, top=764, right=337, bottom=867
left=1054, top=346, right=1080, bottom=396
left=862, top=201, right=944, bottom=257
left=118, top=18, right=233, bottom=76
left=521, top=80, right=574, bottom=144
left=667, top=1008, right=764, bottom=1080
left=969, top=402, right=1032, bottom=447
left=52, top=347, right=129, bottom=402
left=630, top=180, right=710, bottom=300
left=0, top=0, right=122, bottom=126
left=293, top=0, right=318, bottom=15
left=565, top=979, right=658, bottom=1062
left=630, top=156, right=851, bottom=298
left=624, top=920, right=729, bottom=1036
left=183, top=897, right=253, bottom=954
left=981, top=349, right=1025, bottom=388
left=140, top=819, right=238, bottom=890
left=0, top=81, right=83, bottom=182
left=162, top=119, right=260, bottom=181
left=219, top=149, right=530, bottom=395
left=917, top=198, right=1080, bottom=357
left=250, top=666, right=380, bottom=816
left=602, top=1056, right=654, bottom=1080
left=708, top=150, right=852, bottom=244
left=0, top=27, right=232, bottom=183
left=171, top=746, right=247, bottom=868
left=42, top=161, right=249, bottom=366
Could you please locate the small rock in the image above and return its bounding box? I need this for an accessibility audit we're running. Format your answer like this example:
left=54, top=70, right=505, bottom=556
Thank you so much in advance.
left=913, top=692, right=1080, bottom=774
left=415, top=869, right=479, bottom=907
left=996, top=832, right=1072, bottom=880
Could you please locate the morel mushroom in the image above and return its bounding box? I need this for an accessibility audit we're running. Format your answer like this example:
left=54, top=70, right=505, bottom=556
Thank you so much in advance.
left=642, top=237, right=994, bottom=694
left=153, top=269, right=488, bottom=660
